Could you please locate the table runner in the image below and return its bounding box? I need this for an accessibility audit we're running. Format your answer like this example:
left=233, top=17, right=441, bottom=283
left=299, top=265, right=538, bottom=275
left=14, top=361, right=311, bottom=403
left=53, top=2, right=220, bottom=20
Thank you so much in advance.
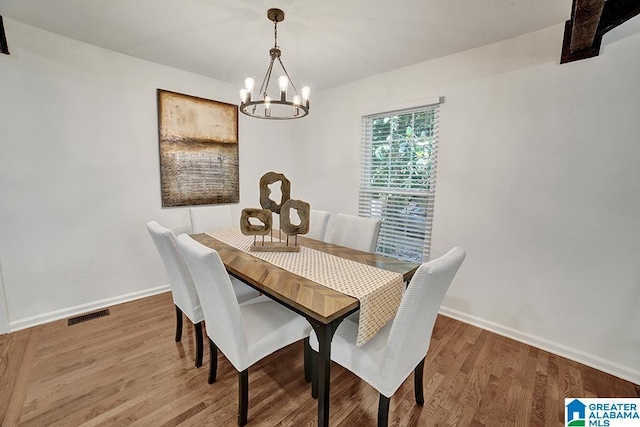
left=206, top=228, right=404, bottom=346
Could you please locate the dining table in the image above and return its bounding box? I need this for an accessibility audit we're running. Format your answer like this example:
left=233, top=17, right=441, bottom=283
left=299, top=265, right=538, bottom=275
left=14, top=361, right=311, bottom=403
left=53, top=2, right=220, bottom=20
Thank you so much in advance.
left=190, top=229, right=419, bottom=427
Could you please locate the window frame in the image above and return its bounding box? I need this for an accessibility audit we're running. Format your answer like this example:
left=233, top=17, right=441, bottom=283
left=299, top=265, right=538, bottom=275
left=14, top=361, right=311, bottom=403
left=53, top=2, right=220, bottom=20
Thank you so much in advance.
left=359, top=100, right=441, bottom=262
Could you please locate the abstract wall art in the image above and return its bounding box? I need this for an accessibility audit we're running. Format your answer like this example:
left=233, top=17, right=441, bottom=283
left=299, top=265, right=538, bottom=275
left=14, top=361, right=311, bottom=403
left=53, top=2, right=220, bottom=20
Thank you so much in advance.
left=157, top=89, right=239, bottom=207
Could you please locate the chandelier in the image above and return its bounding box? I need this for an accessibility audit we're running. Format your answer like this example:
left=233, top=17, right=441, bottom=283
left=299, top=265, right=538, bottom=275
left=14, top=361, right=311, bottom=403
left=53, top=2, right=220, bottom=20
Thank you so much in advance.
left=239, top=8, right=310, bottom=120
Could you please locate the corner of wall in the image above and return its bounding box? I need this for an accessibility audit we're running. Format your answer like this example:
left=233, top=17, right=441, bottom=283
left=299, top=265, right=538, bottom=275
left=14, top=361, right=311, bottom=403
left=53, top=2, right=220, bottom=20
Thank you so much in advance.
left=0, top=258, right=9, bottom=334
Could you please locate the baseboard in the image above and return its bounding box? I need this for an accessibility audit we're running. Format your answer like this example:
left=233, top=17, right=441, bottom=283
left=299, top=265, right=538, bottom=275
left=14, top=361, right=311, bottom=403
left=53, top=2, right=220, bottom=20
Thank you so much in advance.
left=9, top=285, right=171, bottom=332
left=439, top=306, right=640, bottom=386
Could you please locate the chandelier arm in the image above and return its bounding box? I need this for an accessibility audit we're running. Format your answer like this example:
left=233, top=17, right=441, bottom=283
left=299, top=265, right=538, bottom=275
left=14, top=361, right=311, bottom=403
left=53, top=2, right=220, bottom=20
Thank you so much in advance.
left=262, top=57, right=276, bottom=98
left=252, top=58, right=275, bottom=114
left=276, top=57, right=299, bottom=95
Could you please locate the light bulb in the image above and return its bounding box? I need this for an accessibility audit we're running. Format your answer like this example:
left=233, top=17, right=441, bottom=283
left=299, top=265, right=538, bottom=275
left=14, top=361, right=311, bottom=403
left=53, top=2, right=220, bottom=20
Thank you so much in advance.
left=278, top=76, right=289, bottom=92
left=245, top=77, right=255, bottom=93
left=301, top=86, right=310, bottom=100
left=264, top=96, right=272, bottom=117
left=292, top=95, right=301, bottom=116
left=239, top=89, right=247, bottom=103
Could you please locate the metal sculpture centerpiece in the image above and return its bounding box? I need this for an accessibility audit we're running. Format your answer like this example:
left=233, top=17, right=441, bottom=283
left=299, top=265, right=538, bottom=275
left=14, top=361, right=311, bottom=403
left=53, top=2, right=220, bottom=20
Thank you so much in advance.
left=240, top=172, right=310, bottom=252
left=238, top=8, right=310, bottom=120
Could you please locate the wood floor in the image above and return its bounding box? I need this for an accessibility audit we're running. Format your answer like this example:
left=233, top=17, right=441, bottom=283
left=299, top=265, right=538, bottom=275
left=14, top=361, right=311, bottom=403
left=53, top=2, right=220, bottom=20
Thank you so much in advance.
left=1, top=293, right=638, bottom=426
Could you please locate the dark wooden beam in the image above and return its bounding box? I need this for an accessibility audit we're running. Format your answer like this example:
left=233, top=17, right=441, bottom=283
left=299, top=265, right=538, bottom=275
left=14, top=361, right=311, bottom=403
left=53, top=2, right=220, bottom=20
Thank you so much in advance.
left=599, top=0, right=640, bottom=34
left=561, top=0, right=640, bottom=64
left=570, top=0, right=606, bottom=53
left=0, top=16, right=10, bottom=55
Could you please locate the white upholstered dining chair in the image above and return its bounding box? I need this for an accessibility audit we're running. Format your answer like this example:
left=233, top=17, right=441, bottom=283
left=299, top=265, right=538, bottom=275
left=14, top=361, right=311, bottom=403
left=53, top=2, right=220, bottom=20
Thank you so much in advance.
left=324, top=213, right=381, bottom=253
left=146, top=221, right=259, bottom=368
left=176, top=234, right=312, bottom=426
left=307, top=209, right=331, bottom=241
left=310, top=247, right=466, bottom=426
left=189, top=205, right=235, bottom=233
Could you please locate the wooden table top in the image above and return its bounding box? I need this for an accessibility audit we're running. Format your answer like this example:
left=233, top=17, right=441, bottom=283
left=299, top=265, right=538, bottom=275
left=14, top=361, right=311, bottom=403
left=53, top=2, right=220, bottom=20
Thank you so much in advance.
left=190, top=233, right=420, bottom=324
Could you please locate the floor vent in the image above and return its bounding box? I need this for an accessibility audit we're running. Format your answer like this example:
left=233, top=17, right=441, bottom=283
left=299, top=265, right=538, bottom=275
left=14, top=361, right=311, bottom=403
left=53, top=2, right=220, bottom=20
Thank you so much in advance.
left=68, top=309, right=110, bottom=326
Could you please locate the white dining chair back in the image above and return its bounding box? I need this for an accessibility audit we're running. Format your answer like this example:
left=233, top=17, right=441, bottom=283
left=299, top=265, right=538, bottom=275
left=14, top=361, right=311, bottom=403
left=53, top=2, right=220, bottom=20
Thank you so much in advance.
left=177, top=234, right=250, bottom=366
left=147, top=220, right=259, bottom=370
left=307, top=209, right=331, bottom=241
left=309, top=247, right=466, bottom=426
left=324, top=213, right=381, bottom=252
left=380, top=247, right=466, bottom=396
left=146, top=220, right=205, bottom=367
left=147, top=221, right=203, bottom=324
left=176, top=234, right=311, bottom=426
left=189, top=205, right=234, bottom=233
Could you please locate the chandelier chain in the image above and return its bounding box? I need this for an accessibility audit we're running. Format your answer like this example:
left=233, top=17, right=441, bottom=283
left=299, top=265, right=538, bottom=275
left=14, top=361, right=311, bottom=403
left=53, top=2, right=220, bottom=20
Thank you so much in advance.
left=274, top=20, right=278, bottom=49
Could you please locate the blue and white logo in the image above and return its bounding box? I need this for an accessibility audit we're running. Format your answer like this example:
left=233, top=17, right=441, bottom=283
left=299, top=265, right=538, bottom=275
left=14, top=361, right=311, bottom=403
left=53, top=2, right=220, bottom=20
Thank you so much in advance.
left=565, top=398, right=640, bottom=427
left=567, top=399, right=587, bottom=426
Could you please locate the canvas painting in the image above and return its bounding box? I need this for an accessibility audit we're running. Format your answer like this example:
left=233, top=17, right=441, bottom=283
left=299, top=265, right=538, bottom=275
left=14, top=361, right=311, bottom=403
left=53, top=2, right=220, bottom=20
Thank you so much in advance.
left=157, top=90, right=239, bottom=207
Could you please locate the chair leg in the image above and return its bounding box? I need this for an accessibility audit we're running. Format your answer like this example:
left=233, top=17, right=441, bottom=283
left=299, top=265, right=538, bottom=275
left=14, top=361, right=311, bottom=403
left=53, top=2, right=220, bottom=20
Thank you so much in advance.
left=238, top=369, right=249, bottom=426
left=174, top=305, right=183, bottom=342
left=194, top=322, right=204, bottom=368
left=303, top=337, right=312, bottom=383
left=414, top=357, right=426, bottom=406
left=208, top=339, right=218, bottom=384
left=378, top=394, right=391, bottom=427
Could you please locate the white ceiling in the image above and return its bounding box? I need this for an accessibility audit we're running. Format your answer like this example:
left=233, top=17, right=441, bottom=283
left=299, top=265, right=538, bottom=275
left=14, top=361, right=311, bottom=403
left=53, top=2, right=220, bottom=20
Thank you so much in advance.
left=0, top=0, right=573, bottom=91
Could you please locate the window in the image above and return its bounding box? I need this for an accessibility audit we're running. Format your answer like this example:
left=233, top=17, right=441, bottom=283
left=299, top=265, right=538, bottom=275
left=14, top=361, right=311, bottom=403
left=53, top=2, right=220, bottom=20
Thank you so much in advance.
left=359, top=102, right=440, bottom=262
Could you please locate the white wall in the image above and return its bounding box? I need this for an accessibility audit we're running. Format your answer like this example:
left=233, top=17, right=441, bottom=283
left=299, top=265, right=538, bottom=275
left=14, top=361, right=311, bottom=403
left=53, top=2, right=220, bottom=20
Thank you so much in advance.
left=0, top=19, right=294, bottom=329
left=294, top=25, right=640, bottom=383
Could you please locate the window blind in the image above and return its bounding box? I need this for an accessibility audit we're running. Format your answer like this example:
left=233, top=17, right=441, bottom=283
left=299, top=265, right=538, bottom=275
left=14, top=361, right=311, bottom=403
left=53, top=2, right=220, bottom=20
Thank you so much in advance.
left=359, top=103, right=440, bottom=262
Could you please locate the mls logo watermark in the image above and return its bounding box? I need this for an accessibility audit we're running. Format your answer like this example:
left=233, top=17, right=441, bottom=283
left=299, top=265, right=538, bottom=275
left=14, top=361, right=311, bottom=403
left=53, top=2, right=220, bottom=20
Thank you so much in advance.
left=565, top=398, right=640, bottom=426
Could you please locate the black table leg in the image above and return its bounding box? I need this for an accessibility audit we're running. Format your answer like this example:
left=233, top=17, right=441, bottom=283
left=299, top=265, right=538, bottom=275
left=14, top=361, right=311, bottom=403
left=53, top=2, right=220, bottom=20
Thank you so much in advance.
left=317, top=323, right=331, bottom=427
left=312, top=319, right=343, bottom=427
left=304, top=337, right=312, bottom=383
